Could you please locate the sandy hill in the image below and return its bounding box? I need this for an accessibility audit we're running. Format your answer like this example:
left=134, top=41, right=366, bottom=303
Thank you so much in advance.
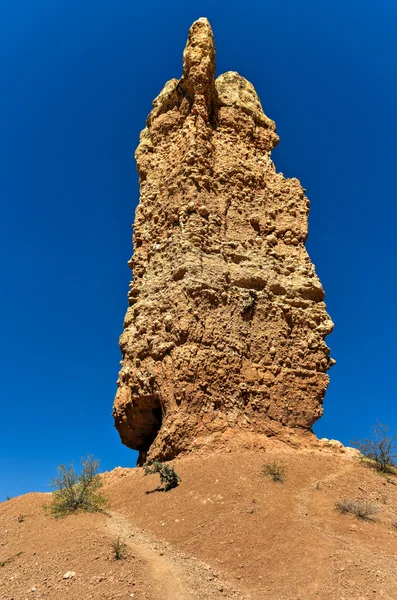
left=1, top=443, right=397, bottom=600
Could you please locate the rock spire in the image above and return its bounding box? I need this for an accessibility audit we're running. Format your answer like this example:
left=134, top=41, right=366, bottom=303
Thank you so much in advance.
left=113, top=18, right=334, bottom=463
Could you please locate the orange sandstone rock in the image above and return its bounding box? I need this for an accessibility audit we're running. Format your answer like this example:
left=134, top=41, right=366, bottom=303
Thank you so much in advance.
left=113, top=18, right=334, bottom=463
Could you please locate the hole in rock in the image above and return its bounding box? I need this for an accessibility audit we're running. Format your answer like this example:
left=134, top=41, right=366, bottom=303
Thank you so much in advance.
left=117, top=393, right=164, bottom=464
left=138, top=397, right=163, bottom=455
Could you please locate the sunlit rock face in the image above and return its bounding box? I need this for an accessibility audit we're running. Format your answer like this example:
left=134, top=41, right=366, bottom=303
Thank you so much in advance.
left=113, top=18, right=334, bottom=463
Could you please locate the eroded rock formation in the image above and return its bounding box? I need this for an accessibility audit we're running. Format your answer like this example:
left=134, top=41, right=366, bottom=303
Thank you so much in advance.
left=113, top=18, right=334, bottom=463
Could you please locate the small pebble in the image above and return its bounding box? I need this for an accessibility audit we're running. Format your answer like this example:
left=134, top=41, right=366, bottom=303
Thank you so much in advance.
left=63, top=571, right=76, bottom=579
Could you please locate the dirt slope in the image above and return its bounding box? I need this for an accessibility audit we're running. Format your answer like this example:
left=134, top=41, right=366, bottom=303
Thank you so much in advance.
left=1, top=444, right=397, bottom=599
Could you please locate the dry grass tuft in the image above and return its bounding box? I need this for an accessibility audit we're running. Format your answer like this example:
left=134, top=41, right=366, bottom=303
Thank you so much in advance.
left=112, top=536, right=127, bottom=560
left=262, top=461, right=286, bottom=483
left=335, top=500, right=378, bottom=520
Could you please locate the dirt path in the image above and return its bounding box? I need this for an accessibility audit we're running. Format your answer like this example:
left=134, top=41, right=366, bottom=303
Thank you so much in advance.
left=294, top=457, right=355, bottom=523
left=104, top=511, right=247, bottom=600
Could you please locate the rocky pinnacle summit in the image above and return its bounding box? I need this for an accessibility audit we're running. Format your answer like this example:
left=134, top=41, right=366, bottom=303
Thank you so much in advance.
left=113, top=18, right=334, bottom=463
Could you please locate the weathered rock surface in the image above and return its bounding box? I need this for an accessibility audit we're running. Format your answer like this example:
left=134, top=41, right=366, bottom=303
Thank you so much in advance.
left=113, top=18, right=334, bottom=463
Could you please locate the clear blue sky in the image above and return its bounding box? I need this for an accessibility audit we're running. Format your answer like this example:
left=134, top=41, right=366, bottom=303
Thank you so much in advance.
left=1, top=0, right=396, bottom=499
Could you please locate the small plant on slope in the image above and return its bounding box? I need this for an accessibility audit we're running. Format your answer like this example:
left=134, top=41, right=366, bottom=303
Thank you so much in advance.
left=112, top=536, right=127, bottom=560
left=335, top=500, right=378, bottom=520
left=262, top=461, right=286, bottom=483
left=46, top=454, right=108, bottom=517
left=143, top=460, right=181, bottom=491
left=351, top=421, right=397, bottom=474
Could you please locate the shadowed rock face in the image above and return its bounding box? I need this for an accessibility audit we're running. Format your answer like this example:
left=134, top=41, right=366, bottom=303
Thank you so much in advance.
left=113, top=18, right=334, bottom=463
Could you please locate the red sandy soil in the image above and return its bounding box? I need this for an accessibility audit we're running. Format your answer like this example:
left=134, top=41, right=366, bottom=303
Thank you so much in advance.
left=1, top=443, right=397, bottom=599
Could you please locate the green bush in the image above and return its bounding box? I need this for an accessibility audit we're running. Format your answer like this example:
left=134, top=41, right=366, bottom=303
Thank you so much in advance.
left=143, top=460, right=181, bottom=491
left=46, top=455, right=108, bottom=517
left=262, top=461, right=286, bottom=483
left=351, top=421, right=397, bottom=474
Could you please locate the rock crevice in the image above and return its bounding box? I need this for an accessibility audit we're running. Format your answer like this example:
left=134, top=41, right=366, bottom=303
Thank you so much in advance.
left=113, top=18, right=334, bottom=463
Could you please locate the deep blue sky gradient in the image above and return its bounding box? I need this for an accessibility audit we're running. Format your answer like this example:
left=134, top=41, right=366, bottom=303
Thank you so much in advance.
left=1, top=0, right=396, bottom=498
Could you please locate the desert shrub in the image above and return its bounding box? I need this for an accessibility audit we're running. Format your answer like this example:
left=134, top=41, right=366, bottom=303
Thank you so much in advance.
left=143, top=460, right=181, bottom=491
left=112, top=536, right=127, bottom=560
left=351, top=421, right=397, bottom=474
left=46, top=455, right=108, bottom=517
left=335, top=500, right=378, bottom=520
left=262, top=461, right=286, bottom=483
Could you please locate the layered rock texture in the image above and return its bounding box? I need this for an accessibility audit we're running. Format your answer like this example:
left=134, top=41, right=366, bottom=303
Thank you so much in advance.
left=113, top=18, right=334, bottom=463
